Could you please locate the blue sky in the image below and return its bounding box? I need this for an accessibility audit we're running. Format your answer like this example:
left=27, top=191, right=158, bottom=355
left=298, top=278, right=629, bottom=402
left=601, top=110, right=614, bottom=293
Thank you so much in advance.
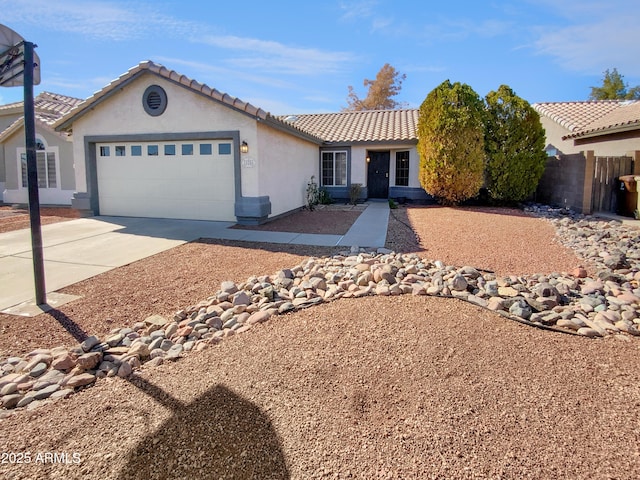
left=1, top=0, right=639, bottom=114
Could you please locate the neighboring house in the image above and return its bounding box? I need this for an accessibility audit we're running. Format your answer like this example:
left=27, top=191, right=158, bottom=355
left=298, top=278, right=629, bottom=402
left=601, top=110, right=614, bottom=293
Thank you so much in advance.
left=533, top=100, right=640, bottom=157
left=0, top=92, right=82, bottom=205
left=532, top=100, right=640, bottom=214
left=53, top=61, right=429, bottom=224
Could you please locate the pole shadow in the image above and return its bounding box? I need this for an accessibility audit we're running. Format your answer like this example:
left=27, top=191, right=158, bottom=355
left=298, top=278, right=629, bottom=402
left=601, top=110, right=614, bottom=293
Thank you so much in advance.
left=44, top=309, right=90, bottom=343
left=118, top=376, right=290, bottom=479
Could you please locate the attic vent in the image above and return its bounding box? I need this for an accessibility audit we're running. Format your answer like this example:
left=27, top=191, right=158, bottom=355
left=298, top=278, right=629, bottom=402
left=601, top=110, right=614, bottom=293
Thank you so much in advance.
left=147, top=91, right=162, bottom=109
left=142, top=85, right=167, bottom=116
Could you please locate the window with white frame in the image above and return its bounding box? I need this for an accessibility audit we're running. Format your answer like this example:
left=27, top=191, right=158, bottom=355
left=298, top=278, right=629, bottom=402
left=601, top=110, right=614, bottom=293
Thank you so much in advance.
left=18, top=138, right=58, bottom=189
left=321, top=151, right=347, bottom=186
left=395, top=151, right=409, bottom=186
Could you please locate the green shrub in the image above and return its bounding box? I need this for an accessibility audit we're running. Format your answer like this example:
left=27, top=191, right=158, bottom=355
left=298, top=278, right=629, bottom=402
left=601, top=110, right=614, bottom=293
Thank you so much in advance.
left=318, top=187, right=333, bottom=205
left=484, top=85, right=547, bottom=202
left=417, top=80, right=485, bottom=205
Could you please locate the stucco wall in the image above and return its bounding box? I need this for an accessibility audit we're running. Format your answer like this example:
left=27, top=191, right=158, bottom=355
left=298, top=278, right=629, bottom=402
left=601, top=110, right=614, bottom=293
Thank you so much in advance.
left=2, top=126, right=74, bottom=204
left=540, top=116, right=640, bottom=157
left=256, top=123, right=317, bottom=217
left=574, top=131, right=640, bottom=157
left=0, top=112, right=22, bottom=185
left=70, top=73, right=259, bottom=195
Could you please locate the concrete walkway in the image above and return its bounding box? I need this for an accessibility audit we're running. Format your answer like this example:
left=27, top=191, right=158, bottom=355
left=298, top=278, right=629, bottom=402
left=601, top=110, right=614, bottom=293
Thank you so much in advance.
left=0, top=202, right=389, bottom=314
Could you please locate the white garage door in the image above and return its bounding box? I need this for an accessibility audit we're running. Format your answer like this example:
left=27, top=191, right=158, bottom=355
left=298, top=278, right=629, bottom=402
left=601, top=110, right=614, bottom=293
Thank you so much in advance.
left=96, top=140, right=236, bottom=221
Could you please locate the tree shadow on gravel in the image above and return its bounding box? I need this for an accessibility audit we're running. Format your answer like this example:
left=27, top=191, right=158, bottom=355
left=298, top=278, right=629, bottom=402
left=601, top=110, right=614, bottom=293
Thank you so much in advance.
left=118, top=375, right=290, bottom=480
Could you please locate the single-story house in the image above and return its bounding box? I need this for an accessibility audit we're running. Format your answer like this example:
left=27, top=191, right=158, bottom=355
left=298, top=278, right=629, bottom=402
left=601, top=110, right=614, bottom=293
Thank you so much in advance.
left=533, top=100, right=640, bottom=157
left=0, top=92, right=82, bottom=205
left=532, top=100, right=640, bottom=214
left=52, top=61, right=429, bottom=224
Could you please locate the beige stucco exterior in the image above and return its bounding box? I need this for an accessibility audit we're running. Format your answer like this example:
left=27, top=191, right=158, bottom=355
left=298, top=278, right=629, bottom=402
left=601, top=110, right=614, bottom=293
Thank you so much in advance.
left=2, top=125, right=75, bottom=205
left=67, top=71, right=319, bottom=222
left=0, top=108, right=23, bottom=196
left=256, top=123, right=317, bottom=217
left=70, top=73, right=258, bottom=194
left=540, top=116, right=640, bottom=157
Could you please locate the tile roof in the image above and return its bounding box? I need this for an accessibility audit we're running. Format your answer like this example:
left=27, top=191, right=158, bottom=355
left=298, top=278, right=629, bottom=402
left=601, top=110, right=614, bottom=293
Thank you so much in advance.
left=280, top=109, right=419, bottom=143
left=0, top=92, right=83, bottom=142
left=532, top=100, right=640, bottom=139
left=34, top=92, right=84, bottom=124
left=0, top=100, right=23, bottom=114
left=54, top=61, right=323, bottom=143
left=563, top=100, right=640, bottom=139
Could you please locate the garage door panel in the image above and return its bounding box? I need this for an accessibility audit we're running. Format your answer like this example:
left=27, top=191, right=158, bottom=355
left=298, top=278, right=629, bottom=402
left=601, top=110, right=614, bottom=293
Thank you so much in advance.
left=96, top=141, right=236, bottom=221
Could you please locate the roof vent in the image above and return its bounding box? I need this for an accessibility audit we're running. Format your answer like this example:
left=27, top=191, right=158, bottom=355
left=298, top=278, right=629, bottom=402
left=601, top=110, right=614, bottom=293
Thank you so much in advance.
left=142, top=85, right=167, bottom=116
left=284, top=115, right=298, bottom=122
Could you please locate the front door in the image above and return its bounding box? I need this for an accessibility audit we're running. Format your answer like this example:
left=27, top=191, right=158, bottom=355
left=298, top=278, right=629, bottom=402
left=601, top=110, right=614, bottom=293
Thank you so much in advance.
left=367, top=151, right=390, bottom=198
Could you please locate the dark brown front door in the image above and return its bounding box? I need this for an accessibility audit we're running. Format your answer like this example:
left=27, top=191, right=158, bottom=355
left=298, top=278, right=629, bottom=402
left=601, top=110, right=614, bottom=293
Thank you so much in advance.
left=367, top=151, right=390, bottom=198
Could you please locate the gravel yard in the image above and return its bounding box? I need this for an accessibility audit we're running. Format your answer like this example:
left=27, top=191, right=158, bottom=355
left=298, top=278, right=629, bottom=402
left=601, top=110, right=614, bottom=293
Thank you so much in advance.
left=0, top=207, right=80, bottom=234
left=1, top=204, right=639, bottom=479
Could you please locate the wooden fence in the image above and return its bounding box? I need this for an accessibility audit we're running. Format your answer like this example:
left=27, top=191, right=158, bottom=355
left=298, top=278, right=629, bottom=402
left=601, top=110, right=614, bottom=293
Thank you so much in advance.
left=591, top=155, right=634, bottom=213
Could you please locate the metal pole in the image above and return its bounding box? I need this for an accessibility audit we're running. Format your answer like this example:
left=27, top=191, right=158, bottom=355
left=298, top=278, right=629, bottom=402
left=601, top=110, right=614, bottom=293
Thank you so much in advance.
left=23, top=41, right=46, bottom=305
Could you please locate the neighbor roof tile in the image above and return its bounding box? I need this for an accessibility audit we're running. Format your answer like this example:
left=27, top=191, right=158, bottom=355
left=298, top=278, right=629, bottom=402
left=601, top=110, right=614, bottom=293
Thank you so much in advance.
left=532, top=100, right=640, bottom=139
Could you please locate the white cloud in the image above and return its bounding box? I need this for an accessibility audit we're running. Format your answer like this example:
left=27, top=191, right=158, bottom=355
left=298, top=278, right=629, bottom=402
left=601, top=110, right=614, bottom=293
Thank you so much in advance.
left=153, top=56, right=298, bottom=90
left=196, top=35, right=355, bottom=75
left=533, top=15, right=640, bottom=76
left=0, top=0, right=201, bottom=41
left=339, top=0, right=379, bottom=21
left=339, top=0, right=394, bottom=33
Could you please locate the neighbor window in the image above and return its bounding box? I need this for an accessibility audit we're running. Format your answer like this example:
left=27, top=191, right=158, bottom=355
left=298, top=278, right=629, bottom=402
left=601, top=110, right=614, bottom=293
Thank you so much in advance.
left=200, top=143, right=212, bottom=155
left=99, top=146, right=110, bottom=157
left=131, top=145, right=142, bottom=156
left=20, top=151, right=57, bottom=189
left=182, top=144, right=193, bottom=155
left=147, top=145, right=159, bottom=156
left=321, top=151, right=347, bottom=186
left=395, top=151, right=409, bottom=186
left=115, top=146, right=126, bottom=156
left=164, top=144, right=176, bottom=156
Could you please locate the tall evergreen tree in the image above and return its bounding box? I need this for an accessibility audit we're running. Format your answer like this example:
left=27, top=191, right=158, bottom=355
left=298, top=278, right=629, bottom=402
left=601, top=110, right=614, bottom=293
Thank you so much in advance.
left=484, top=85, right=547, bottom=202
left=417, top=80, right=485, bottom=205
left=589, top=68, right=640, bottom=100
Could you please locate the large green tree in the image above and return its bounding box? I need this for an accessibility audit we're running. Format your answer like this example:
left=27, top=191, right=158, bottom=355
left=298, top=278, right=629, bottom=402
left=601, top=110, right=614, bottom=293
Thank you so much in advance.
left=484, top=85, right=547, bottom=202
left=589, top=68, right=640, bottom=100
left=344, top=63, right=406, bottom=111
left=417, top=80, right=485, bottom=205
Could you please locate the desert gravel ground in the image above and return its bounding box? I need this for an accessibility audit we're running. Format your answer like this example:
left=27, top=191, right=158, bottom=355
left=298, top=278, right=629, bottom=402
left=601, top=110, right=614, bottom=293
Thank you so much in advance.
left=0, top=207, right=79, bottom=234
left=1, top=204, right=638, bottom=479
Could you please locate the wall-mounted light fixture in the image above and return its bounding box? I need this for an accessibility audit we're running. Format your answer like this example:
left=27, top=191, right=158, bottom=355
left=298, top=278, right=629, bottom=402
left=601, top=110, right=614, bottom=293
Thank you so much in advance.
left=366, top=155, right=370, bottom=163
left=240, top=141, right=249, bottom=154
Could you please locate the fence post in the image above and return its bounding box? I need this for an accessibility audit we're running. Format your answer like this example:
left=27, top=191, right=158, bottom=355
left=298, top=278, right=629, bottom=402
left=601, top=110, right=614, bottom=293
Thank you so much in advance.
left=630, top=150, right=640, bottom=175
left=581, top=151, right=595, bottom=214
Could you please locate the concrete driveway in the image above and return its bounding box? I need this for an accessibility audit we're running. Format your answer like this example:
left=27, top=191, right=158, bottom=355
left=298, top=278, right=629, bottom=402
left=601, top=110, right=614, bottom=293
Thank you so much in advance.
left=0, top=216, right=236, bottom=314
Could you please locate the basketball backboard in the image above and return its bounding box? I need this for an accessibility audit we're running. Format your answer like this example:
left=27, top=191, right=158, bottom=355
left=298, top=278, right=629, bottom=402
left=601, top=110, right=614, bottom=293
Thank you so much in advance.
left=0, top=23, right=41, bottom=87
